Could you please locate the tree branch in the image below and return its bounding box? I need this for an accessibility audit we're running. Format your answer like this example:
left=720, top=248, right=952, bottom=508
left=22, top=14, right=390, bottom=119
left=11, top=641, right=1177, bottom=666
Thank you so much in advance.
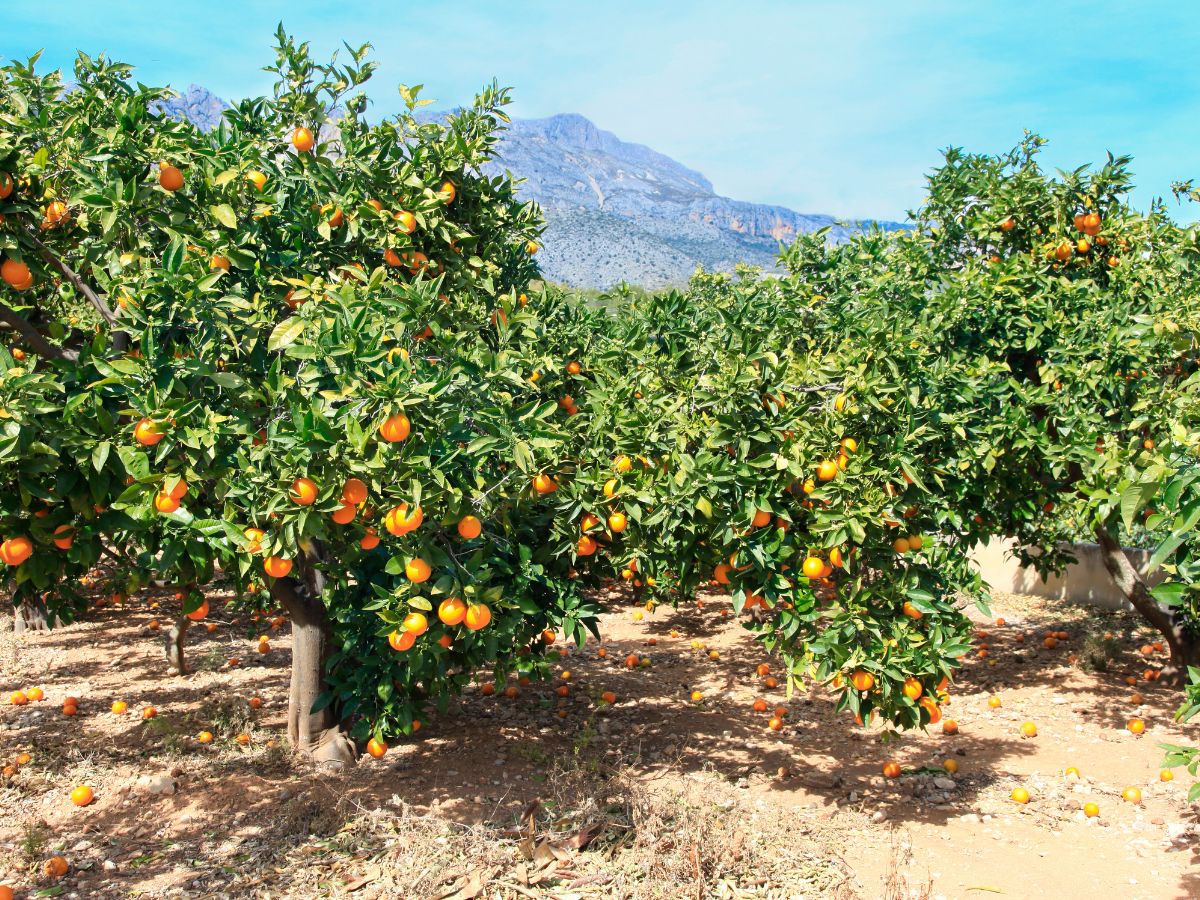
left=27, top=234, right=118, bottom=326
left=0, top=300, right=76, bottom=362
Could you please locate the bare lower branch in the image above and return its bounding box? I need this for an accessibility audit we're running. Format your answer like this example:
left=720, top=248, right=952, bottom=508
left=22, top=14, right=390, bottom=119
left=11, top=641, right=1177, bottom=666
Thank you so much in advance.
left=0, top=300, right=76, bottom=362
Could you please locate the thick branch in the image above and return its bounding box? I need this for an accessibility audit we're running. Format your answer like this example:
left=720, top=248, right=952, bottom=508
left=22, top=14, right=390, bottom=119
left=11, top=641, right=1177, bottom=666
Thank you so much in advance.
left=0, top=300, right=76, bottom=362
left=1095, top=523, right=1197, bottom=682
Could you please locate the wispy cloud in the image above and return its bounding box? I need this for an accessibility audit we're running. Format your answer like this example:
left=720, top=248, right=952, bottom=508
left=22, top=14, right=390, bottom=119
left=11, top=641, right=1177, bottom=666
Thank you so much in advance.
left=5, top=0, right=1198, bottom=220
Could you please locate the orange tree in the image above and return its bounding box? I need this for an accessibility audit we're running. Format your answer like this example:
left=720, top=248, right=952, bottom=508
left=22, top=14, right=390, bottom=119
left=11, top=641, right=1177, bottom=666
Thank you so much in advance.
left=0, top=33, right=593, bottom=759
left=0, top=31, right=994, bottom=757
left=781, top=135, right=1200, bottom=681
left=523, top=272, right=983, bottom=731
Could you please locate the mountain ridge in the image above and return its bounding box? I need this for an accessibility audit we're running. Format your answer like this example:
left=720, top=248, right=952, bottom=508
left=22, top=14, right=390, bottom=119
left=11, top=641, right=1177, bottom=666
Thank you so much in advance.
left=158, top=85, right=904, bottom=288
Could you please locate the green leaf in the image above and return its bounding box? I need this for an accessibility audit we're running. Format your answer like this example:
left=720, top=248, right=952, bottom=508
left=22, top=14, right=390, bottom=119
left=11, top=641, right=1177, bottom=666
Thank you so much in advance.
left=210, top=204, right=237, bottom=229
left=91, top=441, right=111, bottom=472
left=267, top=317, right=306, bottom=352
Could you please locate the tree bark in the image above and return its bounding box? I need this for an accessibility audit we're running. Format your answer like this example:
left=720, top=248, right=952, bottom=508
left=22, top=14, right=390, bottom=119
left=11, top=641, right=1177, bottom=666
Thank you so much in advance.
left=164, top=614, right=189, bottom=675
left=269, top=547, right=356, bottom=765
left=13, top=596, right=50, bottom=633
left=1095, top=524, right=1199, bottom=684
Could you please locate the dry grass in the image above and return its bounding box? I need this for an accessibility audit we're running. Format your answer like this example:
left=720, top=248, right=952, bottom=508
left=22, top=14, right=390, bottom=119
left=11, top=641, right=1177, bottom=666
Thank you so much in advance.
left=232, top=759, right=861, bottom=899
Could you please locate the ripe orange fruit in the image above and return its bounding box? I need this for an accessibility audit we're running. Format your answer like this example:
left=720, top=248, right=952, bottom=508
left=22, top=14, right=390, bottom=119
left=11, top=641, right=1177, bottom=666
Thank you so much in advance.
left=902, top=601, right=923, bottom=620
left=185, top=600, right=209, bottom=621
left=403, top=557, right=432, bottom=584
left=70, top=785, right=94, bottom=806
left=154, top=492, right=180, bottom=514
left=291, top=126, right=315, bottom=153
left=9, top=690, right=27, bottom=707
left=439, top=180, right=457, bottom=203
left=134, top=417, right=165, bottom=446
left=892, top=537, right=910, bottom=554
left=902, top=677, right=923, bottom=700
left=0, top=257, right=32, bottom=290
left=577, top=535, right=598, bottom=556
left=533, top=473, right=558, bottom=494
left=235, top=733, right=250, bottom=745
left=263, top=555, right=292, bottom=578
left=802, top=556, right=824, bottom=579
left=158, top=163, right=184, bottom=191
left=608, top=512, right=627, bottom=533
left=752, top=698, right=769, bottom=713
left=882, top=761, right=901, bottom=778
left=942, top=719, right=958, bottom=735
left=1121, top=786, right=1142, bottom=804
left=988, top=695, right=1002, bottom=709
left=43, top=856, right=69, bottom=878
left=379, top=414, right=411, bottom=443
left=331, top=503, right=357, bottom=525
left=395, top=210, right=416, bottom=233
left=1011, top=786, right=1030, bottom=804
left=438, top=597, right=467, bottom=626
left=751, top=509, right=772, bottom=528
left=52, top=524, right=74, bottom=550
left=402, top=612, right=429, bottom=636
left=1083, top=802, right=1099, bottom=817
left=245, top=170, right=267, bottom=191
left=25, top=687, right=43, bottom=702
left=1126, top=718, right=1145, bottom=735
left=111, top=701, right=127, bottom=716
left=43, top=200, right=68, bottom=226
left=341, top=478, right=368, bottom=505
left=366, top=738, right=388, bottom=758
left=480, top=683, right=496, bottom=696
left=243, top=527, right=265, bottom=553
left=816, top=460, right=838, bottom=481
left=388, top=630, right=415, bottom=652
left=463, top=603, right=491, bottom=631
left=457, top=515, right=482, bottom=539
left=384, top=503, right=423, bottom=536
left=566, top=360, right=582, bottom=376
left=209, top=253, right=230, bottom=271
left=290, top=478, right=318, bottom=506
left=1160, top=769, right=1174, bottom=782
left=360, top=528, right=380, bottom=550
left=624, top=653, right=639, bottom=669
left=249, top=697, right=264, bottom=709
left=1020, top=721, right=1037, bottom=737
left=850, top=670, right=875, bottom=692
left=197, top=731, right=213, bottom=744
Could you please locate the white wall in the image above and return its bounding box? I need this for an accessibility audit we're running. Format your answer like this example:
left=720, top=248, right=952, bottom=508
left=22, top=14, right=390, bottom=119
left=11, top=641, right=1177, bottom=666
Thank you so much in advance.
left=969, top=538, right=1160, bottom=611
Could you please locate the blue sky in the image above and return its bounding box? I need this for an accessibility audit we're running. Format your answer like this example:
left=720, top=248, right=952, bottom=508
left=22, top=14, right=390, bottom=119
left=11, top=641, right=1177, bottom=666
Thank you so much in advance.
left=4, top=1, right=1197, bottom=221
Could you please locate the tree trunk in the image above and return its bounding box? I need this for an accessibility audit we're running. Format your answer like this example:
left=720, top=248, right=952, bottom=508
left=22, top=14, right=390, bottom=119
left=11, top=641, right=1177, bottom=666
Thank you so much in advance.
left=1095, top=524, right=1199, bottom=685
left=270, top=547, right=356, bottom=766
left=13, top=597, right=50, bottom=633
left=164, top=615, right=189, bottom=675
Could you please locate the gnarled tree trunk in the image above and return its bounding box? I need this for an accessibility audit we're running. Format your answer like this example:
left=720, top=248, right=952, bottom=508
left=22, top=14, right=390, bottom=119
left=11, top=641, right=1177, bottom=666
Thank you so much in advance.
left=1095, top=524, right=1199, bottom=685
left=164, top=614, right=189, bottom=675
left=270, top=546, right=356, bottom=766
left=13, top=596, right=50, bottom=633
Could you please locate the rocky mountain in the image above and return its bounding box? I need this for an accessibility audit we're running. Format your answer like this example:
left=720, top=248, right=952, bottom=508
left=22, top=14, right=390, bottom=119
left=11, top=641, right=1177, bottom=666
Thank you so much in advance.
left=482, top=113, right=903, bottom=288
left=159, top=85, right=903, bottom=289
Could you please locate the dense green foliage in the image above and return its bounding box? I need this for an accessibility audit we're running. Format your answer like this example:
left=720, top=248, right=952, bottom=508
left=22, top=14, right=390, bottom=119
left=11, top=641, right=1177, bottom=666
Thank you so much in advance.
left=1, top=35, right=1197, bottom=767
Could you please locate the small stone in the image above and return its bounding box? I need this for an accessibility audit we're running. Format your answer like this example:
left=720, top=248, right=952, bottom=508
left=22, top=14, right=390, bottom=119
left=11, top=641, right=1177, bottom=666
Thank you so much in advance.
left=134, top=774, right=177, bottom=796
left=871, top=809, right=888, bottom=823
left=933, top=777, right=957, bottom=791
left=103, top=860, right=118, bottom=872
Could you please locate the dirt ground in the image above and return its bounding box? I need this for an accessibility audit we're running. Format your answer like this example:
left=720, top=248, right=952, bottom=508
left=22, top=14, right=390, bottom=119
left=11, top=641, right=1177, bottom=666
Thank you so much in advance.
left=0, top=586, right=1196, bottom=899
